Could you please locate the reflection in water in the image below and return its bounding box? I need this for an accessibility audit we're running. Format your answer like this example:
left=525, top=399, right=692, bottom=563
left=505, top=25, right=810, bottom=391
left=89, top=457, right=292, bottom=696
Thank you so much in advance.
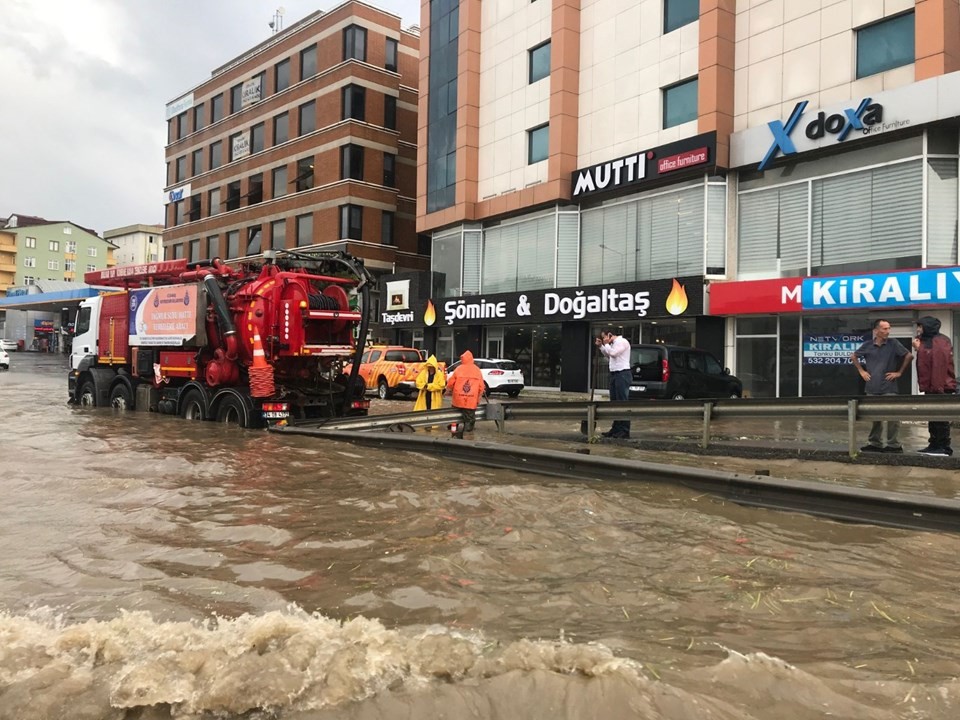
left=1, top=359, right=959, bottom=718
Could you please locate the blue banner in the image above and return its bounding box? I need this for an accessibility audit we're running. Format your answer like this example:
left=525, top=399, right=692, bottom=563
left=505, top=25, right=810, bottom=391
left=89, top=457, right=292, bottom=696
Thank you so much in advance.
left=802, top=267, right=960, bottom=310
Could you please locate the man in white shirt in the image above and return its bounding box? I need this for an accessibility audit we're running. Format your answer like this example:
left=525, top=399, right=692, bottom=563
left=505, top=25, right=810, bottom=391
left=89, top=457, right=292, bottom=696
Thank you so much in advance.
left=595, top=328, right=631, bottom=439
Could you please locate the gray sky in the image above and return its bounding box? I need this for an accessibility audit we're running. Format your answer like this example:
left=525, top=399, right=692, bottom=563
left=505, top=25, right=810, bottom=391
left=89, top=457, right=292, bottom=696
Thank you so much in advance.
left=0, top=0, right=421, bottom=235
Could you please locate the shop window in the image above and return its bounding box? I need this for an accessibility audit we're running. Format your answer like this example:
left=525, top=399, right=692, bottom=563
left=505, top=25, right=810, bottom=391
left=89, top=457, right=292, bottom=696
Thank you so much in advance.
left=663, top=77, right=698, bottom=128
left=928, top=158, right=959, bottom=266
left=527, top=124, right=548, bottom=164
left=342, top=85, right=366, bottom=121
left=528, top=40, right=550, bottom=84
left=296, top=213, right=313, bottom=246
left=343, top=24, right=367, bottom=62
left=275, top=58, right=290, bottom=92
left=664, top=0, right=699, bottom=33
left=482, top=215, right=555, bottom=293
left=300, top=44, right=317, bottom=80
left=856, top=12, right=914, bottom=79
left=340, top=204, right=363, bottom=240
left=739, top=185, right=808, bottom=276
left=385, top=37, right=398, bottom=71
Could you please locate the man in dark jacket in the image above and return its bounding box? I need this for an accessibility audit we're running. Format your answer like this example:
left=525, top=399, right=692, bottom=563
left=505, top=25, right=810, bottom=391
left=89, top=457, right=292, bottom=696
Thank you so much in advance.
left=912, top=316, right=957, bottom=457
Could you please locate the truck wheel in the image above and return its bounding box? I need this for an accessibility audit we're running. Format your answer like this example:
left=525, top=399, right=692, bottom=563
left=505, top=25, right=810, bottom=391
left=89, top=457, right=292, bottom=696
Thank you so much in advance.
left=109, top=383, right=134, bottom=411
left=377, top=378, right=391, bottom=400
left=215, top=395, right=248, bottom=428
left=180, top=390, right=207, bottom=421
left=78, top=380, right=97, bottom=407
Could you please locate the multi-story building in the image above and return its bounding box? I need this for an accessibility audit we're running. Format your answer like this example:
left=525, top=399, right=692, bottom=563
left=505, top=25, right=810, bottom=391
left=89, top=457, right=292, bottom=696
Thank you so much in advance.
left=103, top=224, right=164, bottom=266
left=162, top=1, right=424, bottom=325
left=378, top=0, right=960, bottom=397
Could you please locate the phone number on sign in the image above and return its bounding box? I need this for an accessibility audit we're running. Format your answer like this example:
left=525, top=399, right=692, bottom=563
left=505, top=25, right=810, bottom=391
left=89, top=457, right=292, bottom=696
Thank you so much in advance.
left=805, top=357, right=852, bottom=365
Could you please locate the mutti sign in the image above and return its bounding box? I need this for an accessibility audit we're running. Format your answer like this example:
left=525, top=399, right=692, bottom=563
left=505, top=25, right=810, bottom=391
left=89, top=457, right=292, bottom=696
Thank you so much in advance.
left=571, top=133, right=716, bottom=199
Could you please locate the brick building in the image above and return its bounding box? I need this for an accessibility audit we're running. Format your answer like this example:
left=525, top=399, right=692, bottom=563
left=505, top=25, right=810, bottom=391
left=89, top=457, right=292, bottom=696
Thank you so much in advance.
left=162, top=1, right=425, bottom=315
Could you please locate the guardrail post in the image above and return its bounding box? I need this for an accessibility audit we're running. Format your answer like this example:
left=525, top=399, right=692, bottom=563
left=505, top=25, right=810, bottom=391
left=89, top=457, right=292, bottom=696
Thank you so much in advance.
left=847, top=399, right=858, bottom=458
left=702, top=402, right=713, bottom=448
left=587, top=403, right=596, bottom=438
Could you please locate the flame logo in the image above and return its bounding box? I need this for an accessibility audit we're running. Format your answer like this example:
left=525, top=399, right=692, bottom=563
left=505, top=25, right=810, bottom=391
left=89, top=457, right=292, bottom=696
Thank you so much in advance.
left=424, top=299, right=437, bottom=326
left=665, top=279, right=688, bottom=316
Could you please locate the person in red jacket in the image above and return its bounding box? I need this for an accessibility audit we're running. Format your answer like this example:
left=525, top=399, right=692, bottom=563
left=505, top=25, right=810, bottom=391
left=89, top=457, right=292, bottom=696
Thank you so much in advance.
left=912, top=316, right=957, bottom=457
left=446, top=350, right=485, bottom=432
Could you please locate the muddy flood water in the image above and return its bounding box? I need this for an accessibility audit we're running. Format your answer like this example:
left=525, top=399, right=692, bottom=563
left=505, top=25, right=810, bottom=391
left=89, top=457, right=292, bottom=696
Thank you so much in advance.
left=1, top=354, right=959, bottom=719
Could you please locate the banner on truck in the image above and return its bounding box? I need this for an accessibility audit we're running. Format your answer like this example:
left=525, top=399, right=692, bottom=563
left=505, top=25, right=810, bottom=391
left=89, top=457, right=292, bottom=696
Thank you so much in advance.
left=127, top=284, right=200, bottom=346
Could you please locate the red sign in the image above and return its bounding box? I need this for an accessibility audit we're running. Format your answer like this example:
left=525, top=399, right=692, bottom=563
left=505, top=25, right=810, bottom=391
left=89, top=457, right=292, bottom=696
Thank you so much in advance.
left=709, top=277, right=803, bottom=315
left=657, top=147, right=709, bottom=174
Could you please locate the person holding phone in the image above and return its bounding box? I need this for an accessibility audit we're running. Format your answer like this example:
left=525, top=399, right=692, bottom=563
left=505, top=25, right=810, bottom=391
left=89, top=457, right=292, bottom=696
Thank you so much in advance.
left=596, top=329, right=631, bottom=439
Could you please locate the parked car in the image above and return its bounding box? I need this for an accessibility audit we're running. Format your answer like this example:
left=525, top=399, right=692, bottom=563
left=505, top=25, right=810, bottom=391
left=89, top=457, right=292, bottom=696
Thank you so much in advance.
left=447, top=357, right=524, bottom=397
left=0, top=347, right=9, bottom=370
left=0, top=339, right=17, bottom=352
left=343, top=345, right=445, bottom=399
left=628, top=344, right=742, bottom=400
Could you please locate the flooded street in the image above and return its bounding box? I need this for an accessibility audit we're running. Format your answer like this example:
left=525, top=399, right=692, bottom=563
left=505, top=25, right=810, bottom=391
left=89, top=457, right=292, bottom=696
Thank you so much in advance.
left=1, top=354, right=959, bottom=719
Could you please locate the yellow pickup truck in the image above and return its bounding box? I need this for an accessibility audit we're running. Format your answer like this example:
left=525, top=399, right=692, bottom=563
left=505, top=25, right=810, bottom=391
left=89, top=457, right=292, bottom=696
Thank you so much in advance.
left=344, top=345, right=446, bottom=399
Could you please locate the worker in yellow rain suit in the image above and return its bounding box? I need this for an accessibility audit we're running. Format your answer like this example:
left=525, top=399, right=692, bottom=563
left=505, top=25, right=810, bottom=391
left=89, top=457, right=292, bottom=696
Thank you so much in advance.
left=414, top=355, right=445, bottom=411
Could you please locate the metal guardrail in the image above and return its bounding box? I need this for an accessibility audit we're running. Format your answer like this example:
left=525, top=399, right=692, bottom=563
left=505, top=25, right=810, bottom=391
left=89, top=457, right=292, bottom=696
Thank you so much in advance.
left=486, top=395, right=960, bottom=458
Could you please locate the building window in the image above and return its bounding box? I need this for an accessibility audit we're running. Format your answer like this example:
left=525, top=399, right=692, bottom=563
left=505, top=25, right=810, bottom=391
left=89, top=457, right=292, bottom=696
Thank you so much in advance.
left=176, top=112, right=187, bottom=140
left=343, top=24, right=367, bottom=61
left=272, top=165, right=287, bottom=198
left=65, top=259, right=75, bottom=271
left=300, top=44, right=317, bottom=80
left=25, top=236, right=36, bottom=248
left=207, top=235, right=219, bottom=259
left=23, top=256, right=36, bottom=267
left=339, top=204, right=363, bottom=240
left=247, top=226, right=262, bottom=255
left=383, top=153, right=396, bottom=187
left=84, top=265, right=95, bottom=273
left=189, top=194, right=201, bottom=221
left=296, top=213, right=313, bottom=246
left=663, top=77, right=698, bottom=128
left=226, top=180, right=241, bottom=211
left=663, top=0, right=699, bottom=33
left=88, top=247, right=98, bottom=257
left=175, top=156, right=187, bottom=182
left=273, top=112, right=289, bottom=145
left=248, top=173, right=263, bottom=205
left=226, top=230, right=239, bottom=259
left=275, top=58, right=290, bottom=92
left=211, top=93, right=224, bottom=123
left=527, top=123, right=549, bottom=164
left=48, top=259, right=60, bottom=270
left=385, top=37, right=398, bottom=72
left=174, top=200, right=186, bottom=225
left=299, top=100, right=316, bottom=135
left=251, top=122, right=265, bottom=153
left=384, top=95, right=397, bottom=130
left=856, top=12, right=915, bottom=78
left=271, top=219, right=286, bottom=250
left=230, top=83, right=242, bottom=114
left=342, top=85, right=366, bottom=121
left=229, top=132, right=247, bottom=161
left=426, top=0, right=459, bottom=213
left=208, top=187, right=221, bottom=216
left=193, top=103, right=205, bottom=131
left=295, top=157, right=314, bottom=192
left=341, top=144, right=365, bottom=181
left=529, top=40, right=551, bottom=84
left=381, top=211, right=395, bottom=246
left=66, top=240, right=75, bottom=252
left=192, top=148, right=203, bottom=176
left=189, top=239, right=200, bottom=263
left=48, top=240, right=59, bottom=251
left=210, top=140, right=223, bottom=169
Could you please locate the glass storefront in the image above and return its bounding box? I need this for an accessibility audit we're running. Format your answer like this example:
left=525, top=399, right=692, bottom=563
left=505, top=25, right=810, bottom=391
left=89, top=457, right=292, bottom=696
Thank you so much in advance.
left=588, top=319, right=695, bottom=392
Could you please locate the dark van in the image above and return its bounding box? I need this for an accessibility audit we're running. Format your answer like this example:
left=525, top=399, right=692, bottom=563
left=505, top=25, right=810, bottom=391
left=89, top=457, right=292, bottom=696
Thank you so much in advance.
left=628, top=345, right=743, bottom=400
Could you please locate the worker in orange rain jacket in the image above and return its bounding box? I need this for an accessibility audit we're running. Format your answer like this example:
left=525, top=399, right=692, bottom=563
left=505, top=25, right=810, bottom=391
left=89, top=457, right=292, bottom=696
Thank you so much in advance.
left=413, top=355, right=445, bottom=411
left=446, top=350, right=485, bottom=431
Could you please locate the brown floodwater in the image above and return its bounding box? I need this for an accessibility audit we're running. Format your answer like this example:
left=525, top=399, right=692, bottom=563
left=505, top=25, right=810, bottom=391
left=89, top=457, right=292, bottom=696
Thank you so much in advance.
left=1, top=354, right=959, bottom=719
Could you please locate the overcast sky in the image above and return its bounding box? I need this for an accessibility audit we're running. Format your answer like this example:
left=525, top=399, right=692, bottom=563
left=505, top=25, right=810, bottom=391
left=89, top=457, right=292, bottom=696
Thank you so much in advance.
left=0, top=0, right=421, bottom=235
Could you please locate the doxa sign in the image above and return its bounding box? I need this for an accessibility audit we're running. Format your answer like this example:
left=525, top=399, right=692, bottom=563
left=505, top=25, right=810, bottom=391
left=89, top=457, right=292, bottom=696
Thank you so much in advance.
left=759, top=98, right=884, bottom=170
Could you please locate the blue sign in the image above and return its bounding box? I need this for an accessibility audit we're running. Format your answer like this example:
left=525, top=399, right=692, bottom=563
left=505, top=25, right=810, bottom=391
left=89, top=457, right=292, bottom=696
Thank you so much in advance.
left=759, top=97, right=883, bottom=170
left=802, top=333, right=868, bottom=365
left=802, top=267, right=960, bottom=310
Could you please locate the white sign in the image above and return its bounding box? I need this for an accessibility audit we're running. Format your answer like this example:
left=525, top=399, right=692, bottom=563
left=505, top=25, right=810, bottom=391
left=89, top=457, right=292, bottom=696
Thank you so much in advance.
left=165, top=92, right=194, bottom=120
left=386, top=279, right=410, bottom=310
left=241, top=77, right=262, bottom=108
left=164, top=183, right=191, bottom=205
left=731, top=70, right=960, bottom=168
left=232, top=133, right=250, bottom=161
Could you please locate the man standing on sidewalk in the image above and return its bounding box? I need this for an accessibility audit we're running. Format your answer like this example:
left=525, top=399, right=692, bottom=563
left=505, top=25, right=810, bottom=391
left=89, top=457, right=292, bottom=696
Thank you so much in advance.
left=596, top=328, right=631, bottom=439
left=913, top=316, right=957, bottom=457
left=850, top=319, right=912, bottom=453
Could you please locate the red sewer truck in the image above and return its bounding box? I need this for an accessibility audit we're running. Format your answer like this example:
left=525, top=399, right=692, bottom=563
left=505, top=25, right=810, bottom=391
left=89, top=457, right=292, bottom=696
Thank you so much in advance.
left=68, top=249, right=371, bottom=428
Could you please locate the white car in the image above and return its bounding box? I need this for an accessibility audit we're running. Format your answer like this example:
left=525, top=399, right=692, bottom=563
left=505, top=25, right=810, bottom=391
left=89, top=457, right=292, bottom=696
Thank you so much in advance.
left=0, top=347, right=9, bottom=370
left=0, top=339, right=17, bottom=352
left=447, top=357, right=524, bottom=397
